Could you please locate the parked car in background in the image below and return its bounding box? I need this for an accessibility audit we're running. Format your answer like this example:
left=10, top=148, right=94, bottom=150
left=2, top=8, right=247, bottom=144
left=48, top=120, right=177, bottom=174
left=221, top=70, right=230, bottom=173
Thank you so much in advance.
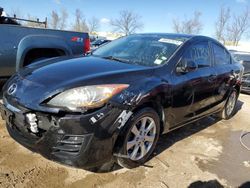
left=230, top=51, right=250, bottom=73
left=230, top=51, right=250, bottom=94
left=241, top=73, right=250, bottom=94
left=91, top=39, right=111, bottom=50
left=0, top=33, right=243, bottom=171
left=0, top=8, right=90, bottom=83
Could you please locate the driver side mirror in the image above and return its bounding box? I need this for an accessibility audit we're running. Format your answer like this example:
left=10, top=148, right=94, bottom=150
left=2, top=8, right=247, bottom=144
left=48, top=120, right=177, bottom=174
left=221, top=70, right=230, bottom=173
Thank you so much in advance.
left=176, top=58, right=198, bottom=74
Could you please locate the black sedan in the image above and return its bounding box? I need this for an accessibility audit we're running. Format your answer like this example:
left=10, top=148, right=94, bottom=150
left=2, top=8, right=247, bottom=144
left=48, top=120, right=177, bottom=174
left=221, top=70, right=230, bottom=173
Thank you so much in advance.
left=0, top=34, right=243, bottom=170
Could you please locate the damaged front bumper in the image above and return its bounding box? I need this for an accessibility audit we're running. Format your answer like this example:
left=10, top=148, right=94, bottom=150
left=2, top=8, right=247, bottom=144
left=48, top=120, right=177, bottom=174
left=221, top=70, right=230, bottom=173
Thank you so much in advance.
left=0, top=98, right=132, bottom=169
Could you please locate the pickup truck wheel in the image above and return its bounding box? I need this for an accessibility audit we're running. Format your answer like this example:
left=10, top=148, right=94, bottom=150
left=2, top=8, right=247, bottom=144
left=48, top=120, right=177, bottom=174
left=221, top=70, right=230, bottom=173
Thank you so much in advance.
left=216, top=89, right=238, bottom=120
left=116, top=107, right=160, bottom=169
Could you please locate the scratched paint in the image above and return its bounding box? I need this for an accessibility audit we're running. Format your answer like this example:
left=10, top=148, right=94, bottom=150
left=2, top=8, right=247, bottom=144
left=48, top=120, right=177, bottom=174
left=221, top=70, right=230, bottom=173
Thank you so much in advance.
left=115, top=110, right=133, bottom=129
left=89, top=112, right=105, bottom=124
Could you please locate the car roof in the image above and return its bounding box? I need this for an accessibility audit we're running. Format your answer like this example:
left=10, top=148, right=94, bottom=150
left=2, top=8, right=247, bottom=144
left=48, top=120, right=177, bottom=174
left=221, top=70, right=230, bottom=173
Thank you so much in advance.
left=133, top=33, right=193, bottom=40
left=132, top=33, right=217, bottom=43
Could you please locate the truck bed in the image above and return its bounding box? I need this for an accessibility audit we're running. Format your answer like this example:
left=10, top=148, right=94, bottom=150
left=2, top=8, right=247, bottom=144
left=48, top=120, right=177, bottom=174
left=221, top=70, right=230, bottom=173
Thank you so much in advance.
left=0, top=24, right=89, bottom=77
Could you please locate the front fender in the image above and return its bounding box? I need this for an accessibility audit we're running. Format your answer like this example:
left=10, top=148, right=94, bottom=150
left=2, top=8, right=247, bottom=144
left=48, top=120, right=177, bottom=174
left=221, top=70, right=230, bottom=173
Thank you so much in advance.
left=110, top=76, right=171, bottom=134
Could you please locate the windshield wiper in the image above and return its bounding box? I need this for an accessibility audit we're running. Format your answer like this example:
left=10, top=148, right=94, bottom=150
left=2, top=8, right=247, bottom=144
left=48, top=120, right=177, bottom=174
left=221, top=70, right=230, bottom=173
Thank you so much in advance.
left=101, top=56, right=131, bottom=63
left=99, top=55, right=144, bottom=66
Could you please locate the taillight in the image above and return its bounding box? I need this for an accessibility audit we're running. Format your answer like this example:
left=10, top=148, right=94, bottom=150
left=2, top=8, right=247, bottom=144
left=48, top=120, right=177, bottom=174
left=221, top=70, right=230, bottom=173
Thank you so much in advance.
left=84, top=38, right=90, bottom=54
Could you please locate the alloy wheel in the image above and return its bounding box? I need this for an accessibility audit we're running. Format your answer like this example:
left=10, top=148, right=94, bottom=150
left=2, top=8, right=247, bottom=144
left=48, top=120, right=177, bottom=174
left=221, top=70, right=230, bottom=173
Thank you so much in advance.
left=126, top=116, right=156, bottom=161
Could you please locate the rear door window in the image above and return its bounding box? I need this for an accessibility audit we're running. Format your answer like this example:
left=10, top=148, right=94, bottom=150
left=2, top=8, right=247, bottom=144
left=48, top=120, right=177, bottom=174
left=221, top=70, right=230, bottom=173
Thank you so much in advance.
left=212, top=43, right=231, bottom=65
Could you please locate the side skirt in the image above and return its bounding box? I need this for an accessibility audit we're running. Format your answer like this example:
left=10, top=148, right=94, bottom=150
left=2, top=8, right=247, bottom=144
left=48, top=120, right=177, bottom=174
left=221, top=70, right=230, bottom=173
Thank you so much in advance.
left=162, top=109, right=222, bottom=134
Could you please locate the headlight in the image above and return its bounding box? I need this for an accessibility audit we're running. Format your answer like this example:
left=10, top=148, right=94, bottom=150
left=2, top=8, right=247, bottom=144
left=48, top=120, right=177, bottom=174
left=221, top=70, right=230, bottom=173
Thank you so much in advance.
left=47, top=84, right=129, bottom=110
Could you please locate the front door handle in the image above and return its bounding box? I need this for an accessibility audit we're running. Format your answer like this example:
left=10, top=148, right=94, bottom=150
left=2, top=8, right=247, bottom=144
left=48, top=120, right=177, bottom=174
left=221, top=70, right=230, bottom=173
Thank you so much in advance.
left=208, top=74, right=217, bottom=82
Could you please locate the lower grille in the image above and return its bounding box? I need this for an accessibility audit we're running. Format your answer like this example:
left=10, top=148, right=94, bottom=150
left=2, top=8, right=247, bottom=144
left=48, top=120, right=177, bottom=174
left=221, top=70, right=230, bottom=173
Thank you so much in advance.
left=52, top=134, right=92, bottom=157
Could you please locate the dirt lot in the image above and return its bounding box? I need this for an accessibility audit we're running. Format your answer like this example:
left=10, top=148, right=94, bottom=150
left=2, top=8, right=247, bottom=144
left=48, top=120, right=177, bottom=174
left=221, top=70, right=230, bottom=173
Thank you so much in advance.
left=0, top=94, right=250, bottom=188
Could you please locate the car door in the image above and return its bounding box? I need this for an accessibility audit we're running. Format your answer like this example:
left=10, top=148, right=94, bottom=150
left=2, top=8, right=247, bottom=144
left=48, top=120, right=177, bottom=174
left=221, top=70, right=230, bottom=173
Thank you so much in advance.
left=168, top=41, right=217, bottom=128
left=210, top=42, right=235, bottom=111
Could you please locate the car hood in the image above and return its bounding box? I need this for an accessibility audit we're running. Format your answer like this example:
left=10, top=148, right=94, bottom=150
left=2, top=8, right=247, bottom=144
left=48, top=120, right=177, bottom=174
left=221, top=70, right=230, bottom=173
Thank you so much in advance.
left=4, top=56, right=153, bottom=112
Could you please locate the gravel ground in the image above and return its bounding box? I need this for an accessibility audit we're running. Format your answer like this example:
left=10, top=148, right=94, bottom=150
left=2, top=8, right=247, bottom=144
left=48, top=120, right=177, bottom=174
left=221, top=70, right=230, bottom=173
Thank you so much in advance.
left=0, top=94, right=250, bottom=188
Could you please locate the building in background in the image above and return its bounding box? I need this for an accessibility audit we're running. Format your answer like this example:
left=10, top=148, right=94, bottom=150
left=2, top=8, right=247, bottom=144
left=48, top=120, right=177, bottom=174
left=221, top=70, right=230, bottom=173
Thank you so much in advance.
left=90, top=31, right=124, bottom=40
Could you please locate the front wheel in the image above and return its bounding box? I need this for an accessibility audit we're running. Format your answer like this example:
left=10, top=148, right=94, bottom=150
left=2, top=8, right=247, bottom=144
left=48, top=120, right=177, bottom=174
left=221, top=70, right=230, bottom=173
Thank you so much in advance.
left=116, top=107, right=160, bottom=169
left=216, top=89, right=238, bottom=120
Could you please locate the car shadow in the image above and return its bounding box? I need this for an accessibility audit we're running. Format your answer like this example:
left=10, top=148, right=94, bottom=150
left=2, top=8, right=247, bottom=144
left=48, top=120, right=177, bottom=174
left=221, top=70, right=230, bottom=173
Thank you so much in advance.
left=150, top=100, right=244, bottom=161
left=93, top=100, right=244, bottom=173
left=232, top=99, right=243, bottom=116
left=239, top=182, right=250, bottom=188
left=188, top=179, right=224, bottom=188
left=188, top=180, right=250, bottom=188
left=241, top=91, right=250, bottom=96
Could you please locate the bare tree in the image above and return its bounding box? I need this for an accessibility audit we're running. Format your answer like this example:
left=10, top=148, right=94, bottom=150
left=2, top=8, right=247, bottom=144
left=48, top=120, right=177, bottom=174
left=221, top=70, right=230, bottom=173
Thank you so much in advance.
left=215, top=6, right=231, bottom=44
left=10, top=8, right=23, bottom=18
left=72, top=9, right=89, bottom=32
left=50, top=10, right=60, bottom=29
left=88, top=17, right=100, bottom=34
left=48, top=9, right=68, bottom=30
left=227, top=8, right=250, bottom=46
left=172, top=11, right=203, bottom=34
left=59, top=9, right=68, bottom=30
left=110, top=10, right=143, bottom=35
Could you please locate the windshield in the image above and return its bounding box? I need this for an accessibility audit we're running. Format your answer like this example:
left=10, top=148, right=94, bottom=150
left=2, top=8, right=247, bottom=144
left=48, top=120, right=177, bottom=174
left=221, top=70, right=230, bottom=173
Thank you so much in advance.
left=92, top=35, right=186, bottom=67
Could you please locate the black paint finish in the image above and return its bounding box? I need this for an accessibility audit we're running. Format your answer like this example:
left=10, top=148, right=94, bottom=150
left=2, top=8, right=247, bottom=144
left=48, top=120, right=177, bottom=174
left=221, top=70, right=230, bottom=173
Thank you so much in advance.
left=0, top=34, right=243, bottom=169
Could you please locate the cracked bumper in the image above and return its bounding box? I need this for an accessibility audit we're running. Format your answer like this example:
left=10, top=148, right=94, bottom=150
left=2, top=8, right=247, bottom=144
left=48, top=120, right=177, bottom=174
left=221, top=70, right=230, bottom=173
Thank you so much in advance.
left=0, top=100, right=130, bottom=169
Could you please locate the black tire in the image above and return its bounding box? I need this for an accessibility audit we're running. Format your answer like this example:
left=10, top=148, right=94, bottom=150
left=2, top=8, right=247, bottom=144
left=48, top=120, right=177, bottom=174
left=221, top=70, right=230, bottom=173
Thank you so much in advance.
left=216, top=89, right=238, bottom=120
left=116, top=107, right=160, bottom=169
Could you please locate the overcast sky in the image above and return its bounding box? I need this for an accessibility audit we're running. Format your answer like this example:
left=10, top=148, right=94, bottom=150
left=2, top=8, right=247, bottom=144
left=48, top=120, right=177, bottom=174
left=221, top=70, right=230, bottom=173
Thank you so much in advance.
left=1, top=0, right=249, bottom=40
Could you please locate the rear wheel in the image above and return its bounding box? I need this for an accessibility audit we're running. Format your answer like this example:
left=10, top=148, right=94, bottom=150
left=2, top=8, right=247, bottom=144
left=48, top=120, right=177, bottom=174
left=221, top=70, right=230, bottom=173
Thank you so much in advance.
left=216, top=89, right=238, bottom=119
left=116, top=108, right=160, bottom=169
